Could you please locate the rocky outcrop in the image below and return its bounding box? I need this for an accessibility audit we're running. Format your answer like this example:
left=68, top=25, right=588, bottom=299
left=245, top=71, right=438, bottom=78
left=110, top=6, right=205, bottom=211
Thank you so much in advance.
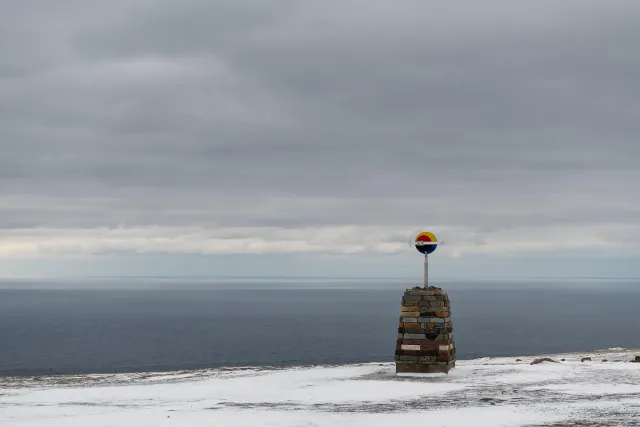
left=530, top=358, right=558, bottom=365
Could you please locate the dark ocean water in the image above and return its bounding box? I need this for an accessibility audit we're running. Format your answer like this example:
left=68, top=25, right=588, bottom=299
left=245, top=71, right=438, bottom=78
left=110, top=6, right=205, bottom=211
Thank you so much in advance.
left=1, top=278, right=639, bottom=376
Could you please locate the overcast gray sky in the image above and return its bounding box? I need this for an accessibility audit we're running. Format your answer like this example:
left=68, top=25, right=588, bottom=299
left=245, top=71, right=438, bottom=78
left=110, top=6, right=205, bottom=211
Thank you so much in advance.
left=1, top=0, right=639, bottom=278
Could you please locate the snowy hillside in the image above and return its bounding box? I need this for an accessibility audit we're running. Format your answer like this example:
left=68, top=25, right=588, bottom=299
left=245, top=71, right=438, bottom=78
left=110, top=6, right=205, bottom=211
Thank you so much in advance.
left=2, top=348, right=640, bottom=426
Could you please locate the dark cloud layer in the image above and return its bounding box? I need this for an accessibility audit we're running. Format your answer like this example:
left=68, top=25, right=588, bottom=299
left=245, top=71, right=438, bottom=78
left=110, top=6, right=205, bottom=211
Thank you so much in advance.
left=1, top=0, right=639, bottom=259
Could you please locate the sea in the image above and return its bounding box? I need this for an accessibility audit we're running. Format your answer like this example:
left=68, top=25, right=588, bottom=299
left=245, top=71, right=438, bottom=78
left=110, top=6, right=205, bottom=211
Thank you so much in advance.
left=1, top=278, right=639, bottom=376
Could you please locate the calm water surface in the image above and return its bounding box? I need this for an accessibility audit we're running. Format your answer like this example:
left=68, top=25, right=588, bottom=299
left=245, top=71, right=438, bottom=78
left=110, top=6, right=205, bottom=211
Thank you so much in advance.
left=1, top=278, right=639, bottom=375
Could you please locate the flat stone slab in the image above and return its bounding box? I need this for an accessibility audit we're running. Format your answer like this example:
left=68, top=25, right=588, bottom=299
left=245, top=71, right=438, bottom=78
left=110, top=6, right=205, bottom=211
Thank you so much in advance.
left=395, top=361, right=455, bottom=374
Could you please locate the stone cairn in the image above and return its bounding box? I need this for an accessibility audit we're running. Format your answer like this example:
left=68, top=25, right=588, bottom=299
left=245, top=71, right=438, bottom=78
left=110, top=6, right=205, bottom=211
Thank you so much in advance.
left=395, top=286, right=455, bottom=373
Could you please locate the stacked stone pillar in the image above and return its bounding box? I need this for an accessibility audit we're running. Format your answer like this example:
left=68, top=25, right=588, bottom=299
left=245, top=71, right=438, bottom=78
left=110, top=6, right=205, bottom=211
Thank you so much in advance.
left=395, top=286, right=455, bottom=374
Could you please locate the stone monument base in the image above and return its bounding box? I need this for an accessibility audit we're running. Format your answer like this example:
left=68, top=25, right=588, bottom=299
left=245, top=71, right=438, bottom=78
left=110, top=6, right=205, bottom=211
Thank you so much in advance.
left=395, top=286, right=456, bottom=374
left=396, top=361, right=455, bottom=374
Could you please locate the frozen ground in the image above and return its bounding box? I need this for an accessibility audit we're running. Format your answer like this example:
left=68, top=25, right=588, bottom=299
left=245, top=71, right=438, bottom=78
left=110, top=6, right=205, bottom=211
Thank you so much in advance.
left=1, top=349, right=639, bottom=426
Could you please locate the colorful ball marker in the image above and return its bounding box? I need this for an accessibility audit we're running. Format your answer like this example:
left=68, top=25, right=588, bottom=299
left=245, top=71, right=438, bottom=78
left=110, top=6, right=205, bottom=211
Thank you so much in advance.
left=415, top=231, right=438, bottom=255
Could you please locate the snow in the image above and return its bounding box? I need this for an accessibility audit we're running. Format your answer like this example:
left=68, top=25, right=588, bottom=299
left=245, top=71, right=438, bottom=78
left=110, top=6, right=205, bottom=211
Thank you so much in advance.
left=2, top=349, right=640, bottom=426
left=532, top=383, right=640, bottom=395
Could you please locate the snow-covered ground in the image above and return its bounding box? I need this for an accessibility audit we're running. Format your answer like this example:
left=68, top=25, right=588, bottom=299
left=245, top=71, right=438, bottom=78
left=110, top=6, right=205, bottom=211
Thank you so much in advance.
left=2, top=349, right=639, bottom=426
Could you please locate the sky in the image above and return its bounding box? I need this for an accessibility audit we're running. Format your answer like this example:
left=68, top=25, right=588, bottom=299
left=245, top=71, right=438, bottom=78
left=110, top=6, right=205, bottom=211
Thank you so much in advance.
left=1, top=0, right=639, bottom=279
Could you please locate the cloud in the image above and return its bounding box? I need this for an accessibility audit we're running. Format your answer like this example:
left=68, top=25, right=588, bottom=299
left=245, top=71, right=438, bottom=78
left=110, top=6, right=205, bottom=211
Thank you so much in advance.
left=2, top=223, right=638, bottom=261
left=1, top=0, right=639, bottom=268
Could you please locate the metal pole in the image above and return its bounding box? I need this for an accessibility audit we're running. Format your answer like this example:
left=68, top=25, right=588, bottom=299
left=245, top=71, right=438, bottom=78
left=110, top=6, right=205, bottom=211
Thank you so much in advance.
left=424, top=252, right=429, bottom=288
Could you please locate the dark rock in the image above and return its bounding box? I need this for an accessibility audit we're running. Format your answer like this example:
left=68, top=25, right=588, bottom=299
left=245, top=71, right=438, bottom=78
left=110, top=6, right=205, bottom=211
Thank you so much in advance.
left=581, top=357, right=592, bottom=362
left=631, top=356, right=640, bottom=363
left=530, top=358, right=558, bottom=365
left=561, top=358, right=566, bottom=361
left=602, top=359, right=608, bottom=362
left=516, top=359, right=522, bottom=362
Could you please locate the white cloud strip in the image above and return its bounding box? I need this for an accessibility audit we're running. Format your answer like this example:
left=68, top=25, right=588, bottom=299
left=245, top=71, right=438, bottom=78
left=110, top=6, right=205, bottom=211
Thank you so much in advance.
left=1, top=225, right=638, bottom=259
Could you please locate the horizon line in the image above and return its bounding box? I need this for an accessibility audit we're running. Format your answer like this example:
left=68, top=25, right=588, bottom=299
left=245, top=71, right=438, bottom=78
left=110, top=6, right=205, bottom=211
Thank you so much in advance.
left=1, top=275, right=639, bottom=281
